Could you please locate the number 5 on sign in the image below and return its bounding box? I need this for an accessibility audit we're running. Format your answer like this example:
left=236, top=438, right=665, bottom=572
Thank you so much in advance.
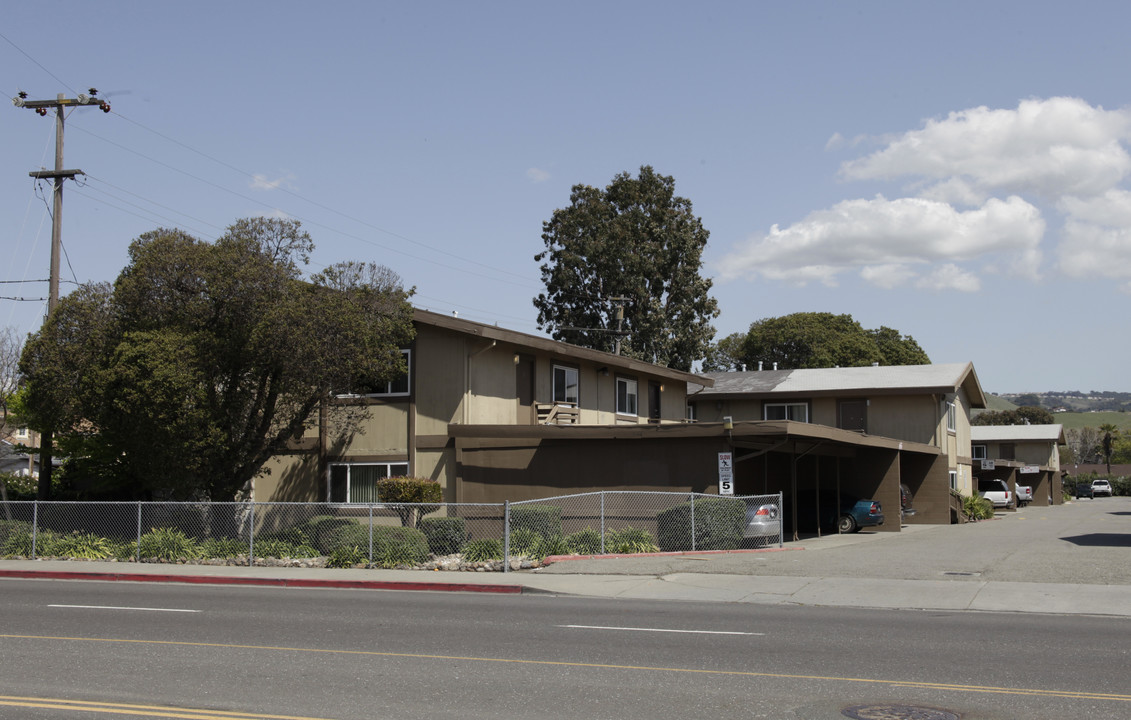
left=718, top=452, right=734, bottom=495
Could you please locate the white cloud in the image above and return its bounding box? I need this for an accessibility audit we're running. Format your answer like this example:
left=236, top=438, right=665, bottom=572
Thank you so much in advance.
left=915, top=264, right=981, bottom=292
left=719, top=195, right=1045, bottom=287
left=1057, top=190, right=1131, bottom=283
left=250, top=173, right=294, bottom=191
left=841, top=97, right=1131, bottom=201
left=859, top=264, right=913, bottom=289
left=527, top=167, right=551, bottom=183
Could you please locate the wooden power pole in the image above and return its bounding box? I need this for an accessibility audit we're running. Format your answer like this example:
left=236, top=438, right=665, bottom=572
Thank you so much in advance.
left=14, top=89, right=111, bottom=499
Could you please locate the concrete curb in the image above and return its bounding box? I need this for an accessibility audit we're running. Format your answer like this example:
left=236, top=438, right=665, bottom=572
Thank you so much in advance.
left=0, top=568, right=524, bottom=594
left=541, top=546, right=794, bottom=566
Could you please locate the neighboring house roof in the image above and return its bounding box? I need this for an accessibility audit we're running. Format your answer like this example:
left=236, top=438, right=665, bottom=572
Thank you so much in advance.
left=688, top=362, right=984, bottom=406
left=413, top=308, right=714, bottom=388
left=971, top=424, right=1065, bottom=443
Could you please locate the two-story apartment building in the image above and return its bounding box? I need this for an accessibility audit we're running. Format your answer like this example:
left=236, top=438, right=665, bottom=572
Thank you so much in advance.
left=971, top=424, right=1064, bottom=506
left=687, top=362, right=987, bottom=526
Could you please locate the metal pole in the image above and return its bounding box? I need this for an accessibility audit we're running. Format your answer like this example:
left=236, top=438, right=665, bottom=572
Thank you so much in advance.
left=600, top=492, right=606, bottom=555
left=503, top=500, right=510, bottom=573
left=368, top=504, right=374, bottom=566
left=690, top=492, right=696, bottom=552
left=248, top=501, right=255, bottom=566
left=31, top=501, right=38, bottom=559
left=136, top=502, right=142, bottom=562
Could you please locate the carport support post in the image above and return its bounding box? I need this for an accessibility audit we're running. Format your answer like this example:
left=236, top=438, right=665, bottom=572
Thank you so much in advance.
left=503, top=501, right=510, bottom=573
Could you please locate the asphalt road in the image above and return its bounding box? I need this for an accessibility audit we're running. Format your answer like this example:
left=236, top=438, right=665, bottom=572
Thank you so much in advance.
left=1, top=576, right=1128, bottom=720
left=537, top=496, right=1131, bottom=585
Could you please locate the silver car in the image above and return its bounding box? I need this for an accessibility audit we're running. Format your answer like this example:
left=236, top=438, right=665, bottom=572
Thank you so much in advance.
left=744, top=501, right=781, bottom=539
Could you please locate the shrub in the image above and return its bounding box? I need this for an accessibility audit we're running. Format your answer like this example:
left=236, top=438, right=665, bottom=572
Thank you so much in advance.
left=324, top=523, right=372, bottom=555
left=462, top=538, right=503, bottom=562
left=0, top=520, right=33, bottom=548
left=566, top=527, right=603, bottom=555
left=534, top=534, right=569, bottom=559
left=138, top=527, right=200, bottom=562
left=371, top=526, right=430, bottom=568
left=656, top=497, right=745, bottom=551
left=377, top=477, right=442, bottom=527
left=326, top=544, right=365, bottom=568
left=258, top=526, right=312, bottom=547
left=53, top=531, right=116, bottom=560
left=508, top=527, right=541, bottom=556
left=510, top=504, right=562, bottom=538
left=254, top=538, right=319, bottom=559
left=418, top=516, right=467, bottom=556
left=963, top=494, right=994, bottom=521
left=301, top=516, right=358, bottom=554
left=605, top=527, right=659, bottom=554
left=199, top=538, right=247, bottom=559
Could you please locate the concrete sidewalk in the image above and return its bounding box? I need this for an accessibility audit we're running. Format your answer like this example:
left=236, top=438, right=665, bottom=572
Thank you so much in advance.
left=2, top=501, right=1127, bottom=616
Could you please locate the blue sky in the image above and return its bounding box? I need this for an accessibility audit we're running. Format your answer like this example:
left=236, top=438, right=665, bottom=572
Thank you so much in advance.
left=3, top=2, right=1130, bottom=394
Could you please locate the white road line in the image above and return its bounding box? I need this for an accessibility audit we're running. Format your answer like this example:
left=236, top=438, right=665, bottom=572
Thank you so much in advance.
left=559, top=624, right=762, bottom=636
left=48, top=604, right=200, bottom=613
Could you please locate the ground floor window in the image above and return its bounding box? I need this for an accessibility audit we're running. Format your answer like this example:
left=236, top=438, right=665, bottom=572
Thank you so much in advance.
left=329, top=462, right=409, bottom=503
left=950, top=470, right=958, bottom=491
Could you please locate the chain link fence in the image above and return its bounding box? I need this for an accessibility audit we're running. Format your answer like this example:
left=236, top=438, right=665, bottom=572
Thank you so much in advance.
left=0, top=492, right=781, bottom=572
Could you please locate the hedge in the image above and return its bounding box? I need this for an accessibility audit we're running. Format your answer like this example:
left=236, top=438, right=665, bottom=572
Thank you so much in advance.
left=656, top=497, right=745, bottom=552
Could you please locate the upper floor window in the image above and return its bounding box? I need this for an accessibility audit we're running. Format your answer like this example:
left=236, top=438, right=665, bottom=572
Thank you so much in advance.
left=946, top=400, right=956, bottom=432
left=764, top=402, right=808, bottom=422
left=616, top=377, right=638, bottom=416
left=553, top=364, right=578, bottom=405
left=338, top=349, right=411, bottom=397
left=973, top=444, right=987, bottom=460
left=686, top=403, right=697, bottom=422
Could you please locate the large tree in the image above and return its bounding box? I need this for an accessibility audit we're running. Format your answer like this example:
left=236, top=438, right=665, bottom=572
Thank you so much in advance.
left=726, top=312, right=929, bottom=371
left=19, top=218, right=415, bottom=500
left=533, top=166, right=719, bottom=371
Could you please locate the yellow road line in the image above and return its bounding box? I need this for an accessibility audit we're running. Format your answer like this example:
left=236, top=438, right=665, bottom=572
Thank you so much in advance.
left=0, top=694, right=335, bottom=719
left=3, top=633, right=1129, bottom=704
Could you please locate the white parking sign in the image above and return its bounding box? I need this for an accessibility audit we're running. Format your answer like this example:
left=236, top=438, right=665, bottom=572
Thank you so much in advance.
left=718, top=452, right=734, bottom=495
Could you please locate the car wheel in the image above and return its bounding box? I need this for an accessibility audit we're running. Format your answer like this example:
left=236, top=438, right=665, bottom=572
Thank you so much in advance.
left=837, top=514, right=857, bottom=533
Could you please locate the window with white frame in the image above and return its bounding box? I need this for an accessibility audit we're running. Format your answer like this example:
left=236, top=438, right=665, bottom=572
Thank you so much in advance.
left=686, top=403, right=697, bottom=422
left=946, top=400, right=956, bottom=432
left=973, top=444, right=987, bottom=460
left=616, top=377, right=638, bottom=415
left=949, top=470, right=958, bottom=491
left=553, top=364, right=579, bottom=405
left=339, top=350, right=411, bottom=397
left=764, top=402, right=808, bottom=422
left=328, top=462, right=409, bottom=503
left=14, top=426, right=30, bottom=440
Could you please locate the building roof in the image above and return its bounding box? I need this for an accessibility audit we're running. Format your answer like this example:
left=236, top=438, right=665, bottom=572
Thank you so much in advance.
left=413, top=308, right=714, bottom=387
left=971, top=424, right=1065, bottom=443
left=689, top=362, right=985, bottom=406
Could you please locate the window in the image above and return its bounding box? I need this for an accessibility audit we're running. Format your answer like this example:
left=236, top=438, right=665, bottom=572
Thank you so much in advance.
left=329, top=462, right=409, bottom=503
left=764, top=402, right=808, bottom=422
left=616, top=377, right=638, bottom=415
left=946, top=400, right=956, bottom=432
left=339, top=350, right=411, bottom=397
left=553, top=365, right=578, bottom=405
left=950, top=470, right=958, bottom=491
left=973, top=444, right=987, bottom=460
left=686, top=403, right=697, bottom=422
left=14, top=426, right=30, bottom=440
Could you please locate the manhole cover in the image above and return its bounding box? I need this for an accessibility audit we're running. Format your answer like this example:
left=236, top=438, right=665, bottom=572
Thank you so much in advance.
left=842, top=704, right=959, bottom=720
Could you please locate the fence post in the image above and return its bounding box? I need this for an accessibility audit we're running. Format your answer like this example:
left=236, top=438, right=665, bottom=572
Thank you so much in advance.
left=600, top=492, right=606, bottom=555
left=136, top=502, right=142, bottom=562
left=690, top=492, right=696, bottom=552
left=368, top=504, right=374, bottom=566
left=31, top=500, right=38, bottom=560
left=503, top=500, right=510, bottom=574
left=248, top=501, right=256, bottom=567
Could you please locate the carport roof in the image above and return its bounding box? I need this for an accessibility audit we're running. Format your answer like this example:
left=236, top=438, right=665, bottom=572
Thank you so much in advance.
left=689, top=362, right=985, bottom=407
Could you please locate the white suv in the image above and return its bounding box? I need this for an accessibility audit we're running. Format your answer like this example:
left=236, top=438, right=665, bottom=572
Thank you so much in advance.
left=1092, top=479, right=1113, bottom=497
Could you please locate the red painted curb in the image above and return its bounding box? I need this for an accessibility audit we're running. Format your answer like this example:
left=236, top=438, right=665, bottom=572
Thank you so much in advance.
left=0, top=569, right=523, bottom=594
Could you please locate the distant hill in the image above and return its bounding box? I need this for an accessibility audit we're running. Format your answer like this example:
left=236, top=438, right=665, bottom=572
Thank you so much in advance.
left=982, top=394, right=1018, bottom=412
left=995, top=391, right=1131, bottom=413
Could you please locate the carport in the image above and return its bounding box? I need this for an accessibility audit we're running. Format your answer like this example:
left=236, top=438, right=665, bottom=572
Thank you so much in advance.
left=450, top=419, right=947, bottom=537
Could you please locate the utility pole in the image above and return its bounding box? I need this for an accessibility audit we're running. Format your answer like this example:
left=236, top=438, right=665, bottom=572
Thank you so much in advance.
left=13, top=89, right=111, bottom=500
left=610, top=296, right=627, bottom=356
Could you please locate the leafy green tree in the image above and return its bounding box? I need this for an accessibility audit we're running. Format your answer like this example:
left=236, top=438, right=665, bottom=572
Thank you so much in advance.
left=19, top=218, right=415, bottom=500
left=700, top=332, right=746, bottom=371
left=728, top=312, right=928, bottom=370
left=972, top=407, right=1055, bottom=426
left=534, top=166, right=719, bottom=371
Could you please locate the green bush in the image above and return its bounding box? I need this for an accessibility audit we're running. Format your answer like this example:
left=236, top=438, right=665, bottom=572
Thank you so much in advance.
left=963, top=494, right=994, bottom=521
left=301, top=516, right=358, bottom=554
left=566, top=527, right=603, bottom=555
left=510, top=504, right=562, bottom=537
left=199, top=538, right=248, bottom=559
left=254, top=538, right=319, bottom=559
left=0, top=520, right=33, bottom=548
left=377, top=477, right=442, bottom=527
left=534, top=534, right=569, bottom=559
left=324, top=523, right=372, bottom=554
left=326, top=544, right=365, bottom=568
left=462, top=538, right=503, bottom=562
left=508, top=527, right=541, bottom=556
left=138, top=527, right=200, bottom=562
left=605, top=527, right=659, bottom=554
left=371, top=525, right=430, bottom=568
left=258, top=526, right=312, bottom=547
left=656, top=497, right=745, bottom=552
left=418, top=517, right=467, bottom=555
left=53, top=531, right=116, bottom=560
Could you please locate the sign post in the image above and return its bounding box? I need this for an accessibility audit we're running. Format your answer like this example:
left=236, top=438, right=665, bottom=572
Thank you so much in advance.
left=718, top=452, right=734, bottom=495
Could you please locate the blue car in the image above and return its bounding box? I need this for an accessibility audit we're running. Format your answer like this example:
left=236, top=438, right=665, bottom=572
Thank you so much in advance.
left=789, top=492, right=885, bottom=534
